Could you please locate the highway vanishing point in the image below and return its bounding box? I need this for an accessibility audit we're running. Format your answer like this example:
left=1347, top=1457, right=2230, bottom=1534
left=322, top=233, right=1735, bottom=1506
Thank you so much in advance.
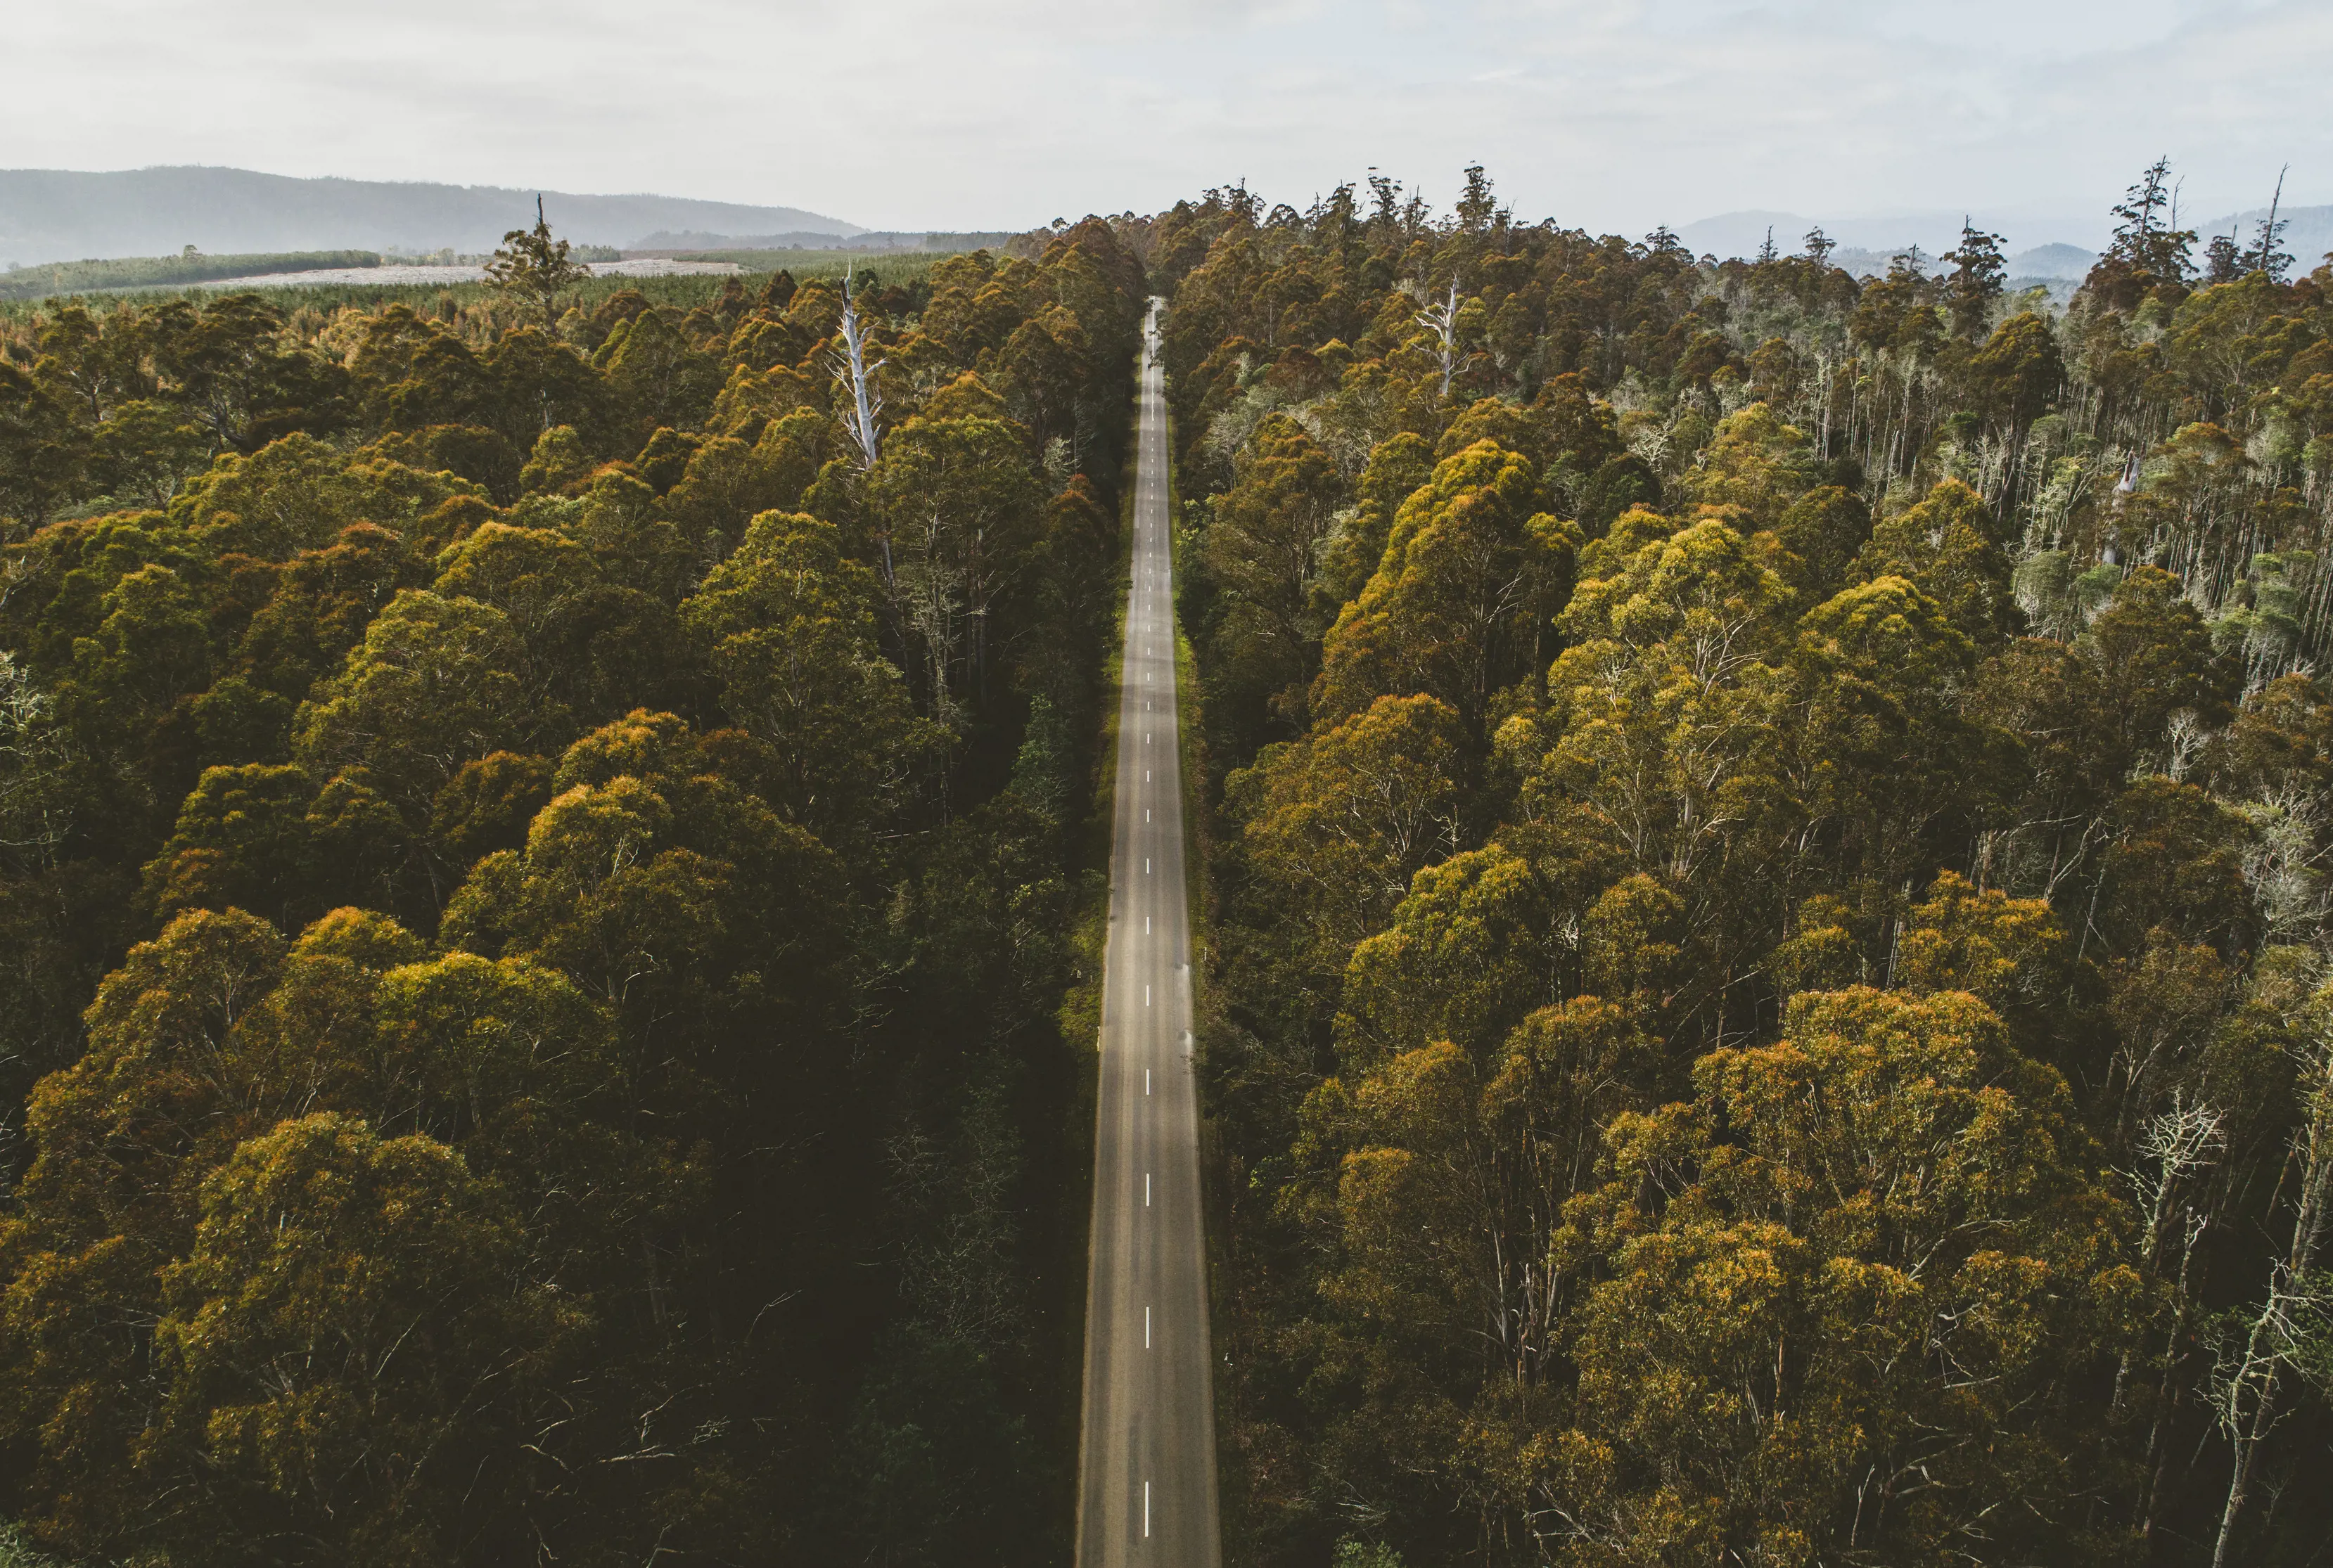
left=1075, top=301, right=1222, bottom=1568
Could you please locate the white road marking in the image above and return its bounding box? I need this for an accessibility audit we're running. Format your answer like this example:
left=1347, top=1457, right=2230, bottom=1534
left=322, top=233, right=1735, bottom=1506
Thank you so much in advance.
left=1146, top=808, right=1151, bottom=822
left=1146, top=1305, right=1153, bottom=1347
left=1146, top=1171, right=1151, bottom=1205
left=1146, top=984, right=1151, bottom=1007
left=1144, top=1482, right=1151, bottom=1538
left=1146, top=858, right=1151, bottom=874
left=1146, top=770, right=1151, bottom=782
left=1146, top=1069, right=1151, bottom=1095
left=1146, top=915, right=1151, bottom=934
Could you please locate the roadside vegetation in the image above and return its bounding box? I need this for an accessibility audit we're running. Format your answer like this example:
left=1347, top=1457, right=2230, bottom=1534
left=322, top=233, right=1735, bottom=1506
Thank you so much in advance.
left=1161, top=164, right=2333, bottom=1568
left=0, top=213, right=1144, bottom=1564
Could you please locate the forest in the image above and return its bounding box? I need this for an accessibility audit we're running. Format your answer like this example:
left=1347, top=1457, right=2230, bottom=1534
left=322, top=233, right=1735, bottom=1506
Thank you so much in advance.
left=0, top=214, right=1146, bottom=1562
left=1160, top=165, right=2333, bottom=1568
left=6, top=155, right=2333, bottom=1568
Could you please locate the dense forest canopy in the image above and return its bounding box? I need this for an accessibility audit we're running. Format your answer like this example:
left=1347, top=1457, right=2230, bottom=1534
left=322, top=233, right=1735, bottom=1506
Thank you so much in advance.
left=0, top=217, right=1146, bottom=1564
left=4, top=154, right=2333, bottom=1568
left=1156, top=164, right=2333, bottom=1568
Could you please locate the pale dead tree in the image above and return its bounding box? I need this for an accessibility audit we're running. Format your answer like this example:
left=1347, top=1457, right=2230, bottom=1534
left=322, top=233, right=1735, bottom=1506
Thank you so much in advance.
left=2163, top=707, right=2211, bottom=780
left=2114, top=1096, right=2225, bottom=1534
left=2239, top=784, right=2333, bottom=942
left=830, top=266, right=901, bottom=628
left=829, top=266, right=886, bottom=473
left=1416, top=278, right=1462, bottom=399
left=2209, top=1023, right=2333, bottom=1568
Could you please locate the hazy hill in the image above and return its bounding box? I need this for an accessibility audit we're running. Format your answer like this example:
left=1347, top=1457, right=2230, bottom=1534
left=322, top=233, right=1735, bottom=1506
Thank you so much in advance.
left=2006, top=242, right=2098, bottom=280
left=1679, top=207, right=2100, bottom=265
left=0, top=166, right=860, bottom=268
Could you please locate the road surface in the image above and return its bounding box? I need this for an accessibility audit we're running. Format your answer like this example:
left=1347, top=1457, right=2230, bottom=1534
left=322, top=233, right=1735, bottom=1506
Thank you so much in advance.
left=1075, top=301, right=1221, bottom=1568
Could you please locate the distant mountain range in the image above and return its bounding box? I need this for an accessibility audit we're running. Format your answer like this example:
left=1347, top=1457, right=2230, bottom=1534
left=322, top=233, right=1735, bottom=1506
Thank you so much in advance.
left=1677, top=210, right=2100, bottom=278
left=1682, top=204, right=2333, bottom=282
left=0, top=167, right=861, bottom=269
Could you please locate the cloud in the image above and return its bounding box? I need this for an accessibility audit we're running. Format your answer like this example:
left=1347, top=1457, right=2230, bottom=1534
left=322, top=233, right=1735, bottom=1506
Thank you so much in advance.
left=0, top=0, right=2323, bottom=240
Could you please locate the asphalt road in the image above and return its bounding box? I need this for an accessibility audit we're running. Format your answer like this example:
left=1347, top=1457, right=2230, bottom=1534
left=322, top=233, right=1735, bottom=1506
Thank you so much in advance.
left=1075, top=301, right=1221, bottom=1568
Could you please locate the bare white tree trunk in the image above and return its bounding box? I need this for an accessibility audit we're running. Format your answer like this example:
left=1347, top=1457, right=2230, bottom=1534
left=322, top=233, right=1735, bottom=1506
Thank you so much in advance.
left=831, top=267, right=886, bottom=473
left=2114, top=1098, right=2224, bottom=1538
left=2211, top=1029, right=2333, bottom=1568
left=1417, top=280, right=1460, bottom=399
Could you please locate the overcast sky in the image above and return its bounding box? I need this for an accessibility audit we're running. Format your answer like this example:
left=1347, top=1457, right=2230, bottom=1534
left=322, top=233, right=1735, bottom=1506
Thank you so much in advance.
left=6, top=0, right=2325, bottom=245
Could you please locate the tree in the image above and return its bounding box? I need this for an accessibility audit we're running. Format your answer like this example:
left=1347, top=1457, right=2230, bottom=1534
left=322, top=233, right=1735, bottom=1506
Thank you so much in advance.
left=1676, top=402, right=1815, bottom=528
left=0, top=361, right=92, bottom=533
left=91, top=399, right=210, bottom=508
left=2204, top=231, right=2244, bottom=286
left=1785, top=577, right=1981, bottom=895
left=1564, top=986, right=2133, bottom=1565
left=830, top=268, right=887, bottom=470
left=1200, top=413, right=1343, bottom=724
left=1964, top=311, right=2064, bottom=454
left=1853, top=479, right=2014, bottom=646
left=2085, top=157, right=2199, bottom=309
left=0, top=909, right=290, bottom=1551
left=2245, top=167, right=2294, bottom=283
left=151, top=1112, right=554, bottom=1564
left=682, top=510, right=931, bottom=833
left=2110, top=158, right=2191, bottom=278
left=150, top=293, right=351, bottom=454
left=142, top=762, right=319, bottom=924
left=1232, top=693, right=1466, bottom=982
left=2209, top=989, right=2333, bottom=1567
left=1335, top=843, right=1552, bottom=1068
left=1511, top=513, right=1794, bottom=955
left=1941, top=217, right=2007, bottom=340
left=864, top=414, right=1044, bottom=721
left=1414, top=280, right=1464, bottom=400
left=291, top=589, right=535, bottom=835
left=2080, top=564, right=2237, bottom=776
left=1314, top=439, right=1578, bottom=736
left=485, top=196, right=592, bottom=328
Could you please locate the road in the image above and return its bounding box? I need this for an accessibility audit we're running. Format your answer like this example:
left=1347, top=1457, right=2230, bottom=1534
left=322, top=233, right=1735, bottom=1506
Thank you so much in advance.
left=1075, top=300, right=1221, bottom=1568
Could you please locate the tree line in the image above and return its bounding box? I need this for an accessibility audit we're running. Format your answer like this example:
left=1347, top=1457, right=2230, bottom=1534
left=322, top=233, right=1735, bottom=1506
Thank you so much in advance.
left=0, top=216, right=1146, bottom=1564
left=1161, top=166, right=2333, bottom=1567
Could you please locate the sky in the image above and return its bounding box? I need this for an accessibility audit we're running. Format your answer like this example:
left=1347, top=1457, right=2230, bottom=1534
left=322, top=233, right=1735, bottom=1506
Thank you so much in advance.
left=5, top=0, right=2327, bottom=247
